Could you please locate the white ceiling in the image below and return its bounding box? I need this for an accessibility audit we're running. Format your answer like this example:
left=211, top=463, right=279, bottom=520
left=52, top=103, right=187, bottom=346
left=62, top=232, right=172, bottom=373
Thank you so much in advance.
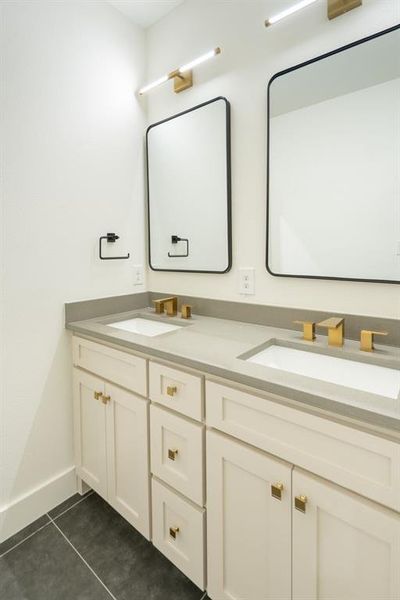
left=107, top=0, right=184, bottom=28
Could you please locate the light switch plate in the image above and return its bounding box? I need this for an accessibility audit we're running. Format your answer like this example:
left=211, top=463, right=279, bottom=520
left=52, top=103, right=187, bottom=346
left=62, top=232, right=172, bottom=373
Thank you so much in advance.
left=239, top=268, right=255, bottom=295
left=133, top=265, right=144, bottom=286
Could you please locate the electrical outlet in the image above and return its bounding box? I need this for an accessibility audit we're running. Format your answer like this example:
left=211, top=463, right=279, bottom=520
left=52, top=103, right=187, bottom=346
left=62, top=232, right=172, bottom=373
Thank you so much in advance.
left=133, top=265, right=144, bottom=286
left=239, top=268, right=255, bottom=295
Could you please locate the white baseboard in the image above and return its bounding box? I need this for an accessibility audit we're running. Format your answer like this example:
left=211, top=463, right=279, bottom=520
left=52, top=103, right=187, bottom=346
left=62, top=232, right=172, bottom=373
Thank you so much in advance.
left=0, top=467, right=77, bottom=544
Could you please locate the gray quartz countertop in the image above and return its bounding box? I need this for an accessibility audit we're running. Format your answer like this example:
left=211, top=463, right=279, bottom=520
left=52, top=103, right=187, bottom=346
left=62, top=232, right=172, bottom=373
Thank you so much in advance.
left=66, top=307, right=400, bottom=435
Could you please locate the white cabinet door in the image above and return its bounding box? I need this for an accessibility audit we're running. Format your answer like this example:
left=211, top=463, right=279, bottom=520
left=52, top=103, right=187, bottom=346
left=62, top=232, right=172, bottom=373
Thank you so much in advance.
left=293, top=469, right=400, bottom=600
left=73, top=369, right=107, bottom=498
left=207, top=430, right=292, bottom=600
left=106, top=383, right=150, bottom=540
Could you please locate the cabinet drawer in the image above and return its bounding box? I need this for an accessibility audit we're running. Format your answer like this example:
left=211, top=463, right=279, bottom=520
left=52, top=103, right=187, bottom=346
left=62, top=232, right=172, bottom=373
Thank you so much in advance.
left=150, top=405, right=204, bottom=505
left=73, top=336, right=147, bottom=397
left=152, top=478, right=205, bottom=590
left=149, top=362, right=203, bottom=421
left=206, top=381, right=400, bottom=511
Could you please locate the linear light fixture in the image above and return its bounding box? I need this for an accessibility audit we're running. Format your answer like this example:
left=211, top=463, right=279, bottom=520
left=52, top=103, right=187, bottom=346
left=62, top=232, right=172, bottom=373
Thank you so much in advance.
left=139, top=47, right=221, bottom=95
left=265, top=0, right=318, bottom=26
left=265, top=0, right=362, bottom=26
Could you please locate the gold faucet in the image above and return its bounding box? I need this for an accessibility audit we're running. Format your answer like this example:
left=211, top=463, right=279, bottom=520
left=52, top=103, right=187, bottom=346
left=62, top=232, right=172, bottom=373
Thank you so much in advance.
left=360, top=329, right=388, bottom=352
left=293, top=320, right=316, bottom=341
left=153, top=296, right=178, bottom=317
left=317, top=317, right=345, bottom=347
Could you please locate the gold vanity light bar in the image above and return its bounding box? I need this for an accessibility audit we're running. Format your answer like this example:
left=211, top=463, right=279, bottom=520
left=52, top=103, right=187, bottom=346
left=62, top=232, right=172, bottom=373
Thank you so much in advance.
left=265, top=0, right=362, bottom=25
left=138, top=74, right=169, bottom=95
left=138, top=47, right=221, bottom=95
left=265, top=0, right=318, bottom=26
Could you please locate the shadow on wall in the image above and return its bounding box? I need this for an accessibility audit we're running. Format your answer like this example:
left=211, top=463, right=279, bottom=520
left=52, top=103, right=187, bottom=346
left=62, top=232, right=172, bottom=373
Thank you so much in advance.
left=1, top=327, right=76, bottom=542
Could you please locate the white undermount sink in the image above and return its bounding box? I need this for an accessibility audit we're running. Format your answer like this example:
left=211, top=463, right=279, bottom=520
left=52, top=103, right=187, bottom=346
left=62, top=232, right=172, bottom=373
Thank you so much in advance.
left=106, top=317, right=181, bottom=337
left=246, top=345, right=400, bottom=399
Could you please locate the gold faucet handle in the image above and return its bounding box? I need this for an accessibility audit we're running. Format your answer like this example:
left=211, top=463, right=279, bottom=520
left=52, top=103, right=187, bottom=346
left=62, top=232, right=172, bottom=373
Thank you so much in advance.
left=153, top=296, right=178, bottom=316
left=317, top=317, right=345, bottom=347
left=181, top=304, right=192, bottom=319
left=360, top=330, right=388, bottom=352
left=153, top=299, right=165, bottom=314
left=293, top=320, right=316, bottom=341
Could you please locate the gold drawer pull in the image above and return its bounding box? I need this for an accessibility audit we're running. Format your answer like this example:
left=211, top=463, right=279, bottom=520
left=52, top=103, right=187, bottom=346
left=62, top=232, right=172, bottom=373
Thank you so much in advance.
left=168, top=448, right=179, bottom=461
left=295, top=495, right=308, bottom=513
left=271, top=482, right=284, bottom=500
left=94, top=391, right=103, bottom=400
left=169, top=526, right=179, bottom=539
left=101, top=394, right=111, bottom=405
left=166, top=385, right=178, bottom=397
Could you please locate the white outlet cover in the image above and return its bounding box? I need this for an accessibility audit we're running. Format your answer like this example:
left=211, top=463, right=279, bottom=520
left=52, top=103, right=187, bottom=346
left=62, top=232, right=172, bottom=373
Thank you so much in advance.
left=239, top=268, right=255, bottom=295
left=133, top=265, right=144, bottom=286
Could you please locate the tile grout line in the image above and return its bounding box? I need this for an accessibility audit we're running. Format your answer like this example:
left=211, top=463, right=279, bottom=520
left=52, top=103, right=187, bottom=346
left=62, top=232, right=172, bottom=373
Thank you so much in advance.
left=0, top=491, right=94, bottom=559
left=48, top=514, right=118, bottom=600
left=0, top=521, right=52, bottom=559
left=52, top=490, right=94, bottom=521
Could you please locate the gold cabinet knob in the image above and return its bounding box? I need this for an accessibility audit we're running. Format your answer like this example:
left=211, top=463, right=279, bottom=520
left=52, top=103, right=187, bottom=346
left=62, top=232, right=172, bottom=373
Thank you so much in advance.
left=94, top=391, right=103, bottom=401
left=360, top=330, right=388, bottom=352
left=271, top=482, right=284, bottom=500
left=101, top=394, right=111, bottom=405
left=168, top=448, right=179, bottom=461
left=295, top=495, right=308, bottom=513
left=169, top=526, right=179, bottom=539
left=166, top=385, right=178, bottom=397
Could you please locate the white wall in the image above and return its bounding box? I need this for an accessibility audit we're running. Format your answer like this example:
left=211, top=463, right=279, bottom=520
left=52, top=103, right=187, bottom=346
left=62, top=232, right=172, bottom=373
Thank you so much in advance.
left=0, top=0, right=146, bottom=540
left=145, top=0, right=400, bottom=317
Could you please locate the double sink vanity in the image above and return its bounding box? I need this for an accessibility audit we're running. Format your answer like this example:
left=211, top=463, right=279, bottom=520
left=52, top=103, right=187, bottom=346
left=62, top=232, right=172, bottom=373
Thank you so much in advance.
left=66, top=20, right=400, bottom=600
left=67, top=296, right=400, bottom=600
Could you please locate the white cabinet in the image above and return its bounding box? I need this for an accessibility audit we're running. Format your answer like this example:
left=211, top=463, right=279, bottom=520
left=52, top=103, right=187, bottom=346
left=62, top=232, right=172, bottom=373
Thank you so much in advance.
left=73, top=336, right=147, bottom=397
left=73, top=370, right=107, bottom=498
left=152, top=478, right=205, bottom=589
left=71, top=336, right=400, bottom=600
left=206, top=429, right=400, bottom=600
left=206, top=381, right=400, bottom=512
left=293, top=469, right=400, bottom=600
left=73, top=368, right=150, bottom=539
left=207, top=430, right=292, bottom=600
left=106, top=382, right=150, bottom=538
left=149, top=361, right=203, bottom=421
left=149, top=396, right=206, bottom=589
left=150, top=404, right=204, bottom=505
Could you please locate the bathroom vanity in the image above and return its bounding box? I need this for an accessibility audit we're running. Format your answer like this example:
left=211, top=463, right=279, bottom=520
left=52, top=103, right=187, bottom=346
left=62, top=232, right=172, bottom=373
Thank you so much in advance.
left=67, top=308, right=400, bottom=600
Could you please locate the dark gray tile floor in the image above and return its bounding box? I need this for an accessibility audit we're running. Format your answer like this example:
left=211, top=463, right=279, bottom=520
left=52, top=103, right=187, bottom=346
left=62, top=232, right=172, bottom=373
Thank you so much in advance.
left=0, top=491, right=208, bottom=600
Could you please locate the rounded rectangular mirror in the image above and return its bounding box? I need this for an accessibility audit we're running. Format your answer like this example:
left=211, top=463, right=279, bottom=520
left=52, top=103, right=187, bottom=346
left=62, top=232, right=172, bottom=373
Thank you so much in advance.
left=267, top=25, right=400, bottom=284
left=147, top=97, right=231, bottom=273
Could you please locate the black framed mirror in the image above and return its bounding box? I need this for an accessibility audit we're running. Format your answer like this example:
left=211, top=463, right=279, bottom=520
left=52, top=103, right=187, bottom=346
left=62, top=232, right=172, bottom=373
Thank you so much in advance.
left=267, top=25, right=400, bottom=284
left=147, top=97, right=232, bottom=273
